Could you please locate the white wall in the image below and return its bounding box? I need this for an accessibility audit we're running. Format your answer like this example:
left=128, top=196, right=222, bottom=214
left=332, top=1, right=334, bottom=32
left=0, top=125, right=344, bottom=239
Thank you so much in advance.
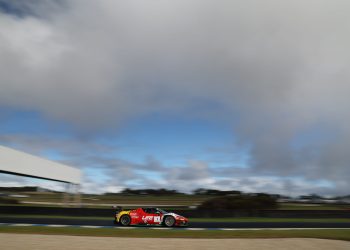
left=0, top=145, right=81, bottom=184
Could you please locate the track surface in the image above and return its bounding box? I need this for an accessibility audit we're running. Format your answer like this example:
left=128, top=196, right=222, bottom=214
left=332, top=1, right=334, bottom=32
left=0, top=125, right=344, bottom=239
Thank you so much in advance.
left=1, top=217, right=350, bottom=228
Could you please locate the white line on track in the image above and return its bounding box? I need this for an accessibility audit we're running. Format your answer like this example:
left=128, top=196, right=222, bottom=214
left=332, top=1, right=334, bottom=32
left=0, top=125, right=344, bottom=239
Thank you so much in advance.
left=46, top=225, right=69, bottom=227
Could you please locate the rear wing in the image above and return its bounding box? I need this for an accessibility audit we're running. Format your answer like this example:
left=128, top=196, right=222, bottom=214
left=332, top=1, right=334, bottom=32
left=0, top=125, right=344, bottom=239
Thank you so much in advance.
left=112, top=206, right=123, bottom=213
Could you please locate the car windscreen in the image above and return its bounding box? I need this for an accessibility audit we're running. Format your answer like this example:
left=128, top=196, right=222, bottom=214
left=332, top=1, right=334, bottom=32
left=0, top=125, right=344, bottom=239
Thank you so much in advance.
left=157, top=208, right=168, bottom=214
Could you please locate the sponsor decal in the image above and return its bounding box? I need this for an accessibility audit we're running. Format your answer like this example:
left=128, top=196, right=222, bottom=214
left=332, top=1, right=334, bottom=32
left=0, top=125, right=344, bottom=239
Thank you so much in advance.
left=142, top=216, right=153, bottom=223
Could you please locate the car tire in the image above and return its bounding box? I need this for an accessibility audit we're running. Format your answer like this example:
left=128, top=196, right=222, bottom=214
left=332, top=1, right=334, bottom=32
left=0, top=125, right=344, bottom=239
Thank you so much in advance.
left=163, top=216, right=175, bottom=227
left=119, top=215, right=131, bottom=226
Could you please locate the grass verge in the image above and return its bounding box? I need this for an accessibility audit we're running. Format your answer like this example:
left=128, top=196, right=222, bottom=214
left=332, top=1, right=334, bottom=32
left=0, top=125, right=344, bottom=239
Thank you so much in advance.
left=191, top=217, right=350, bottom=223
left=0, top=226, right=350, bottom=241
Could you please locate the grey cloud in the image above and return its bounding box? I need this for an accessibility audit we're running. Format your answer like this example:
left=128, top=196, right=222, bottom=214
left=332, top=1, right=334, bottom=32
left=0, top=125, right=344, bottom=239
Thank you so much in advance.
left=0, top=133, right=342, bottom=195
left=0, top=0, right=66, bottom=19
left=172, top=161, right=210, bottom=181
left=1, top=1, right=350, bottom=194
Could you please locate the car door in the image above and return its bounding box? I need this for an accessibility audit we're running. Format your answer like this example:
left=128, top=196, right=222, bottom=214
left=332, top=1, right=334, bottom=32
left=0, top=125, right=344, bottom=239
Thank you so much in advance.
left=142, top=208, right=161, bottom=225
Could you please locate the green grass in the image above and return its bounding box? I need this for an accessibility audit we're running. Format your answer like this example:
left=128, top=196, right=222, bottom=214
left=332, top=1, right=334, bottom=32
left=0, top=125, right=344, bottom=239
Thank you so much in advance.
left=0, top=214, right=112, bottom=220
left=191, top=217, right=350, bottom=223
left=0, top=226, right=350, bottom=241
left=278, top=203, right=348, bottom=210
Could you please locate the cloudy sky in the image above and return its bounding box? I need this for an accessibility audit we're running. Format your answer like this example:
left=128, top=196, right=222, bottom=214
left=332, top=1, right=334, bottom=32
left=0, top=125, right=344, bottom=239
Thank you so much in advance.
left=1, top=0, right=350, bottom=196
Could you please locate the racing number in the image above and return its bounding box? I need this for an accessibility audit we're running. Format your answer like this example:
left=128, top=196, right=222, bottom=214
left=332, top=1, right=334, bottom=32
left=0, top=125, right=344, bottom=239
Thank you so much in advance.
left=154, top=216, right=161, bottom=223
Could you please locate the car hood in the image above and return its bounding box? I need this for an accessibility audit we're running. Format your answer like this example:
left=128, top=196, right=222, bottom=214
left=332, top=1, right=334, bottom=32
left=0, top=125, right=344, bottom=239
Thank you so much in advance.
left=163, top=212, right=187, bottom=219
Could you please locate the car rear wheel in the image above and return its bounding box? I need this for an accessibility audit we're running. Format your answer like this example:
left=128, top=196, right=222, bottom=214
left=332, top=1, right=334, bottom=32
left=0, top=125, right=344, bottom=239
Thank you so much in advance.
left=163, top=216, right=175, bottom=227
left=119, top=215, right=131, bottom=226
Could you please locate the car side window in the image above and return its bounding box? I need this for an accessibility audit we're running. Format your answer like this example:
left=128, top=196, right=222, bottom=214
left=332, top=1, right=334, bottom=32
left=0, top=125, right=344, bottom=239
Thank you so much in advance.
left=145, top=208, right=157, bottom=214
left=143, top=208, right=152, bottom=214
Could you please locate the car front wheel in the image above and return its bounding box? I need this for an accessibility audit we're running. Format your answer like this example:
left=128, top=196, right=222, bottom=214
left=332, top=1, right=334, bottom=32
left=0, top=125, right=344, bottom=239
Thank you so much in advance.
left=163, top=216, right=175, bottom=227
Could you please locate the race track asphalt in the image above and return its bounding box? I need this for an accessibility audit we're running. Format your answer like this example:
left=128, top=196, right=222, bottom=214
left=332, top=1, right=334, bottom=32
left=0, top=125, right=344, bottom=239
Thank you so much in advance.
left=1, top=217, right=350, bottom=228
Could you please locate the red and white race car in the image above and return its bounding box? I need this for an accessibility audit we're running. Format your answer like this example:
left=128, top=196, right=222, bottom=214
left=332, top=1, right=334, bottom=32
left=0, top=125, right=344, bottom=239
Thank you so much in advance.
left=114, top=207, right=188, bottom=227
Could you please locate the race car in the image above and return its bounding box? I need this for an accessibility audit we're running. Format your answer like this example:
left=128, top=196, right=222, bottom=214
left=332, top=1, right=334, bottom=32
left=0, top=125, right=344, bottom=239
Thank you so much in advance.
left=114, top=207, right=188, bottom=227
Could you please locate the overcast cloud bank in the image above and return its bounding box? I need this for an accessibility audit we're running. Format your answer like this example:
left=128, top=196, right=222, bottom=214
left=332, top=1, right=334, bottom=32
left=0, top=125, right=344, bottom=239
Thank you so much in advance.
left=1, top=1, right=350, bottom=195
